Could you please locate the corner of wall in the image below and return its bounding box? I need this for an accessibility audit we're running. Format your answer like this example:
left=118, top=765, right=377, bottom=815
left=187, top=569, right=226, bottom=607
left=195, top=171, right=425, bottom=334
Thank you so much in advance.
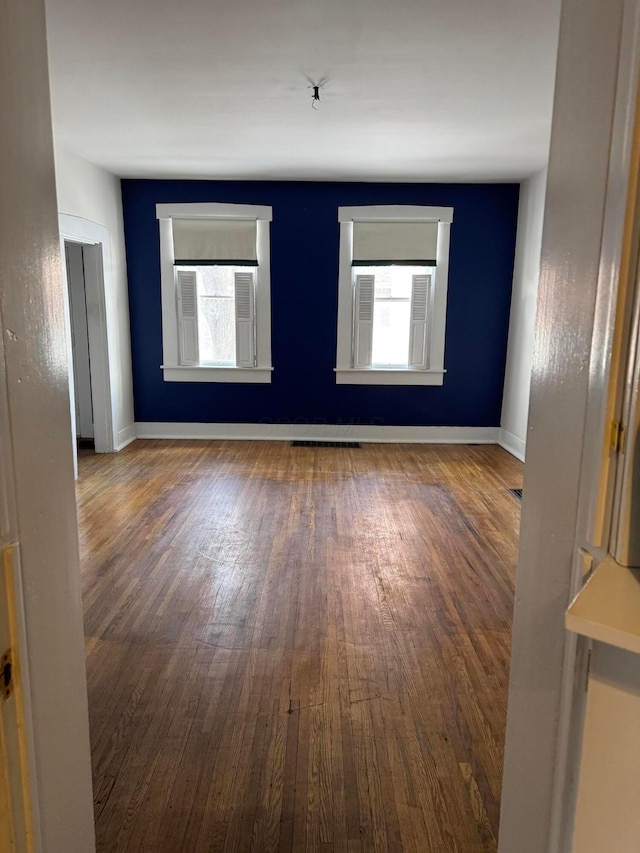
left=115, top=423, right=136, bottom=451
left=499, top=166, right=548, bottom=459
left=498, top=427, right=526, bottom=462
left=53, top=143, right=135, bottom=439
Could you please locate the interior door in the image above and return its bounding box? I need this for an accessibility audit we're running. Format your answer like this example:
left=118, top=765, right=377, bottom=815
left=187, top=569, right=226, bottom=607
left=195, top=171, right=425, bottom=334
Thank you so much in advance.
left=65, top=243, right=94, bottom=441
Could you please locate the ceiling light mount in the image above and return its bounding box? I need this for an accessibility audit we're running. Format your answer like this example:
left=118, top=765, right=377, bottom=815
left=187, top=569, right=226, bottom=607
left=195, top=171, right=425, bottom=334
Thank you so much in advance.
left=307, top=76, right=328, bottom=111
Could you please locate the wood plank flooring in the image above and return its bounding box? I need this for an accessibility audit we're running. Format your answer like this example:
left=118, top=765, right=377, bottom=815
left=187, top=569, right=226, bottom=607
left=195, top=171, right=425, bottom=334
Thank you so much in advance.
left=76, top=440, right=522, bottom=852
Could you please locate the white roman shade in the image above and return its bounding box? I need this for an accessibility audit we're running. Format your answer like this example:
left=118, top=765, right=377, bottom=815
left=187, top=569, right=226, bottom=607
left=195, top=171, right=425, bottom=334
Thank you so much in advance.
left=172, top=218, right=257, bottom=264
left=352, top=221, right=438, bottom=264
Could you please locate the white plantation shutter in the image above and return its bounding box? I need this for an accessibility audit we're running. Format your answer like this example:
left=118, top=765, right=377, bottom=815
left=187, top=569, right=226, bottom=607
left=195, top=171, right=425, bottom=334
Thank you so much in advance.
left=234, top=272, right=255, bottom=367
left=408, top=274, right=431, bottom=368
left=177, top=269, right=199, bottom=365
left=353, top=274, right=375, bottom=368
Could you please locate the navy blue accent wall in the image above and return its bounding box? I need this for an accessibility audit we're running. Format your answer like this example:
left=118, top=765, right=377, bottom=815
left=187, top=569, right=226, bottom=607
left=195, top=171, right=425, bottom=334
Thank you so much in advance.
left=122, top=180, right=519, bottom=427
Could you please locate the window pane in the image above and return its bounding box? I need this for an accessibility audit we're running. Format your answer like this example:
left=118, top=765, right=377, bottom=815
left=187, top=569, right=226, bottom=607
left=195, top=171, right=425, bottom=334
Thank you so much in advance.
left=196, top=266, right=236, bottom=297
left=373, top=267, right=393, bottom=299
left=372, top=301, right=411, bottom=366
left=358, top=265, right=422, bottom=299
left=198, top=296, right=236, bottom=364
left=355, top=265, right=430, bottom=367
left=176, top=264, right=255, bottom=366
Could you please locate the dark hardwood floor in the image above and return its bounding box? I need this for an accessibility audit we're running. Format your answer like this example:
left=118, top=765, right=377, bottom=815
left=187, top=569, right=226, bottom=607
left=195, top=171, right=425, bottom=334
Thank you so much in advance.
left=76, top=440, right=522, bottom=852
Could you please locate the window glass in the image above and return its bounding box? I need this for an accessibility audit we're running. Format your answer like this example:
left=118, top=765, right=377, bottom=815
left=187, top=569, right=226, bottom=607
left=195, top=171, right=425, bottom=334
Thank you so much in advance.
left=355, top=265, right=429, bottom=367
left=373, top=301, right=411, bottom=366
left=176, top=265, right=253, bottom=365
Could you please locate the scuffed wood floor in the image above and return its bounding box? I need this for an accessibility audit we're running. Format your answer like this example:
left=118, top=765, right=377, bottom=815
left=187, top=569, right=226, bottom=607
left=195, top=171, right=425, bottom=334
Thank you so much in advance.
left=76, top=440, right=522, bottom=852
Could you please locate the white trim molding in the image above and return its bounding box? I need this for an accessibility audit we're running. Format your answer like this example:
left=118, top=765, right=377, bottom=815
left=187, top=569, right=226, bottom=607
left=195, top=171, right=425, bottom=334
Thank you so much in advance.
left=161, top=366, right=274, bottom=383
left=500, top=3, right=640, bottom=852
left=156, top=203, right=273, bottom=383
left=499, top=427, right=526, bottom=461
left=156, top=202, right=272, bottom=221
left=335, top=368, right=446, bottom=386
left=338, top=205, right=454, bottom=223
left=115, top=423, right=137, bottom=451
left=335, top=204, right=453, bottom=386
left=135, top=422, right=499, bottom=444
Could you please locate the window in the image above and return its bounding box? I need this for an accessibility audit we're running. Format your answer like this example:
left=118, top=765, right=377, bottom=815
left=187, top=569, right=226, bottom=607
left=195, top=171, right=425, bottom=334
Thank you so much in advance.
left=335, top=205, right=453, bottom=385
left=157, top=203, right=273, bottom=382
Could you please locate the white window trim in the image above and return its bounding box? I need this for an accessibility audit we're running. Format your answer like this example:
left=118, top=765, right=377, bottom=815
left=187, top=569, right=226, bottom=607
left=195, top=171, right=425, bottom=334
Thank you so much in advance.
left=335, top=205, right=453, bottom=386
left=157, top=202, right=273, bottom=383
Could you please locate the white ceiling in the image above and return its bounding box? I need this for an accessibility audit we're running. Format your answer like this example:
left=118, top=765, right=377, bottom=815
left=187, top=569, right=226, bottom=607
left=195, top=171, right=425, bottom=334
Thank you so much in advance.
left=45, top=0, right=561, bottom=182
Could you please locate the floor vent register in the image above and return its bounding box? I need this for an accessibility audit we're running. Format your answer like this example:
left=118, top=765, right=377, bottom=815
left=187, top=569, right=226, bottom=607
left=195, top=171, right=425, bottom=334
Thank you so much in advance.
left=291, top=440, right=362, bottom=448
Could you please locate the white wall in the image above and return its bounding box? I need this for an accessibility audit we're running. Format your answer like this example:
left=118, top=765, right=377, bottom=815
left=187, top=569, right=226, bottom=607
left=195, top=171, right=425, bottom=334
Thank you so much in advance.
left=54, top=145, right=135, bottom=448
left=573, top=642, right=640, bottom=852
left=500, top=168, right=547, bottom=461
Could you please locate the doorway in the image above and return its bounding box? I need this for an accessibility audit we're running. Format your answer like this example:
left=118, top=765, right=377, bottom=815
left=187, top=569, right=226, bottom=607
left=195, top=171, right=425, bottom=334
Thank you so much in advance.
left=65, top=242, right=95, bottom=448
left=59, top=214, right=116, bottom=459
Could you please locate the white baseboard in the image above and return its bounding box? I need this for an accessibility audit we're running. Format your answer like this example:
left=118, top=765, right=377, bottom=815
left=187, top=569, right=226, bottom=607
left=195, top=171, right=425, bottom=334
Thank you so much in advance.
left=499, top=427, right=526, bottom=461
left=135, top=422, right=500, bottom=444
left=115, top=423, right=137, bottom=451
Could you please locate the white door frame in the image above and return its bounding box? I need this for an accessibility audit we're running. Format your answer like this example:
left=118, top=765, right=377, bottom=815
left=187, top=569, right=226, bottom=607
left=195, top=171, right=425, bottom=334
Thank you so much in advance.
left=548, top=4, right=640, bottom=849
left=2, top=1, right=97, bottom=846
left=0, top=327, right=42, bottom=853
left=59, top=215, right=115, bottom=454
left=499, top=1, right=640, bottom=851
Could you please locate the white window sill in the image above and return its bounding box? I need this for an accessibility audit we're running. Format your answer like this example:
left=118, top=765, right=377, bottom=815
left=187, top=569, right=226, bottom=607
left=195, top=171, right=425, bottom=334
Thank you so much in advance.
left=566, top=555, right=640, bottom=655
left=334, top=368, right=445, bottom=386
left=161, top=365, right=273, bottom=383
